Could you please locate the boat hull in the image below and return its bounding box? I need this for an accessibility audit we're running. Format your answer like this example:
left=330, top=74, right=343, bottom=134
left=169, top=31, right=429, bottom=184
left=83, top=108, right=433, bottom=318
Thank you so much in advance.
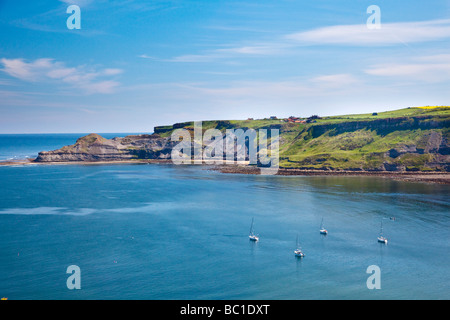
left=294, top=250, right=305, bottom=257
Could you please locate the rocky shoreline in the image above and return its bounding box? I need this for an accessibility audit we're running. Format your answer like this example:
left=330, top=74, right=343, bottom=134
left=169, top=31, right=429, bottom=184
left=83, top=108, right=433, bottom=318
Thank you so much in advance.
left=1, top=158, right=449, bottom=184
left=213, top=164, right=450, bottom=184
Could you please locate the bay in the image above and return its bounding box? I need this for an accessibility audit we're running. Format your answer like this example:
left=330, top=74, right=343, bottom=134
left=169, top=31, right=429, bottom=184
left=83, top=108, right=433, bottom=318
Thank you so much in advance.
left=0, top=135, right=449, bottom=300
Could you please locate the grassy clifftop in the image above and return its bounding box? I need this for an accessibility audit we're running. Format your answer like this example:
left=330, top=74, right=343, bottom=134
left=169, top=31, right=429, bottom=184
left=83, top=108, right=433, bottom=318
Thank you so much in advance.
left=279, top=107, right=449, bottom=171
left=154, top=106, right=450, bottom=171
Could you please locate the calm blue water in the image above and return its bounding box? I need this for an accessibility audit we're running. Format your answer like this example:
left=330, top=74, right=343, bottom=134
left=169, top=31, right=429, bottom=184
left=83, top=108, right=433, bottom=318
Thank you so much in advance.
left=0, top=135, right=449, bottom=300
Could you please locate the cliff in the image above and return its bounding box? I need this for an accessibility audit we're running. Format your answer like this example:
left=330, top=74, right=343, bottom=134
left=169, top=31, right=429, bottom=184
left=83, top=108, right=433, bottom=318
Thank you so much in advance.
left=35, top=133, right=176, bottom=162
left=279, top=113, right=449, bottom=172
left=35, top=106, right=450, bottom=172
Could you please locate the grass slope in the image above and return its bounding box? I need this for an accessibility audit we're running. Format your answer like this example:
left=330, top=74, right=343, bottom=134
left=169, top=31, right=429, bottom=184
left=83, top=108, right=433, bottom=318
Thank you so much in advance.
left=154, top=106, right=450, bottom=171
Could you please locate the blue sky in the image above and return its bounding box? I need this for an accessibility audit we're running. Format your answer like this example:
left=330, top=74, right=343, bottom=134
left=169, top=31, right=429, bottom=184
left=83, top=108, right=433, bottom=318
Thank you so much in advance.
left=0, top=0, right=449, bottom=133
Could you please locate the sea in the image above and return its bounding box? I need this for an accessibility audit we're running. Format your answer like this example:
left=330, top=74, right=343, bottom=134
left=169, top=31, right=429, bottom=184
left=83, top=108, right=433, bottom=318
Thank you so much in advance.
left=0, top=134, right=449, bottom=300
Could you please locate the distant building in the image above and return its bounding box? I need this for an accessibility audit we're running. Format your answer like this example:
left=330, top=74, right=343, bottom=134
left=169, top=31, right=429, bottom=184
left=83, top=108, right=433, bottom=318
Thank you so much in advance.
left=270, top=116, right=277, bottom=120
left=247, top=118, right=254, bottom=120
left=287, top=116, right=300, bottom=123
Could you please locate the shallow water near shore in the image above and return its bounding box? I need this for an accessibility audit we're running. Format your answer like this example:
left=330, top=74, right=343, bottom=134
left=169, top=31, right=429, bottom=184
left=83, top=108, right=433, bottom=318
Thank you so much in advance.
left=0, top=162, right=449, bottom=300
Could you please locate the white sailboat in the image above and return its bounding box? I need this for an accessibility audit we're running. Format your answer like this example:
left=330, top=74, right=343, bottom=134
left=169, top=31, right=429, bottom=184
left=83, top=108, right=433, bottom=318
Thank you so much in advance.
left=294, top=234, right=305, bottom=258
left=377, top=220, right=388, bottom=244
left=319, top=218, right=328, bottom=235
left=249, top=218, right=259, bottom=241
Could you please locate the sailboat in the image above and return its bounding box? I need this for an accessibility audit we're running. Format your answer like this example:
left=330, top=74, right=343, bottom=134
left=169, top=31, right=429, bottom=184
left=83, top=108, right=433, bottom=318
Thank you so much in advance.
left=249, top=218, right=259, bottom=241
left=294, top=234, right=305, bottom=258
left=377, top=220, right=388, bottom=244
left=319, top=218, right=328, bottom=235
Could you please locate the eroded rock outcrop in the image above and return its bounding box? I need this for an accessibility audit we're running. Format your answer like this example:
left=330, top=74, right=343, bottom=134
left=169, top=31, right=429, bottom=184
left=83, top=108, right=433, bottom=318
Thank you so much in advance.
left=35, top=133, right=176, bottom=162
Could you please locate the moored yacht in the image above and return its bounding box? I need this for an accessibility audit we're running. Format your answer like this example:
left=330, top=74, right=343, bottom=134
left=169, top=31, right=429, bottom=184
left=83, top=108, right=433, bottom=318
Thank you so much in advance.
left=249, top=217, right=259, bottom=241
left=294, top=234, right=305, bottom=258
left=377, top=220, right=388, bottom=244
left=319, top=218, right=328, bottom=235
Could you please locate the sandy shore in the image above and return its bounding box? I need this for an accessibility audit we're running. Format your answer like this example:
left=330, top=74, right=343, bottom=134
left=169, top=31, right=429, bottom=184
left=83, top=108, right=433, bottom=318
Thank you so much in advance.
left=1, top=159, right=449, bottom=184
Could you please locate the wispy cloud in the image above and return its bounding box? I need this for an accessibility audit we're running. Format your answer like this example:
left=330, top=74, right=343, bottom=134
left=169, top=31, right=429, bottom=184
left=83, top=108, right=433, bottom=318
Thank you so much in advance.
left=215, top=45, right=283, bottom=56
left=310, top=73, right=359, bottom=88
left=157, top=42, right=289, bottom=63
left=365, top=54, right=450, bottom=82
left=129, top=73, right=363, bottom=104
left=0, top=58, right=122, bottom=94
left=157, top=19, right=450, bottom=64
left=138, top=54, right=157, bottom=60
left=58, top=0, right=94, bottom=6
left=286, top=19, right=450, bottom=46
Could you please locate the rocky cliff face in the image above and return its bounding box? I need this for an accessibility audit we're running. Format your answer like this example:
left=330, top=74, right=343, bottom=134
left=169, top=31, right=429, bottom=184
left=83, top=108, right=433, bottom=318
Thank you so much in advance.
left=380, top=131, right=450, bottom=171
left=282, top=122, right=450, bottom=172
left=35, top=133, right=176, bottom=162
left=309, top=115, right=449, bottom=138
left=34, top=110, right=450, bottom=172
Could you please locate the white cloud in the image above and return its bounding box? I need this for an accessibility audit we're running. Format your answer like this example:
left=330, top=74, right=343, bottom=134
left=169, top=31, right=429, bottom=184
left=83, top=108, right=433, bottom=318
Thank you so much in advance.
left=160, top=19, right=450, bottom=64
left=168, top=54, right=215, bottom=63
left=81, top=80, right=120, bottom=94
left=138, top=54, right=157, bottom=59
left=365, top=54, right=450, bottom=82
left=415, top=54, right=450, bottom=63
left=58, top=0, right=93, bottom=7
left=102, top=68, right=123, bottom=76
left=310, top=74, right=359, bottom=88
left=286, top=19, right=450, bottom=46
left=215, top=45, right=283, bottom=55
left=0, top=58, right=122, bottom=94
left=0, top=58, right=52, bottom=81
left=46, top=67, right=78, bottom=79
left=164, top=42, right=289, bottom=63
